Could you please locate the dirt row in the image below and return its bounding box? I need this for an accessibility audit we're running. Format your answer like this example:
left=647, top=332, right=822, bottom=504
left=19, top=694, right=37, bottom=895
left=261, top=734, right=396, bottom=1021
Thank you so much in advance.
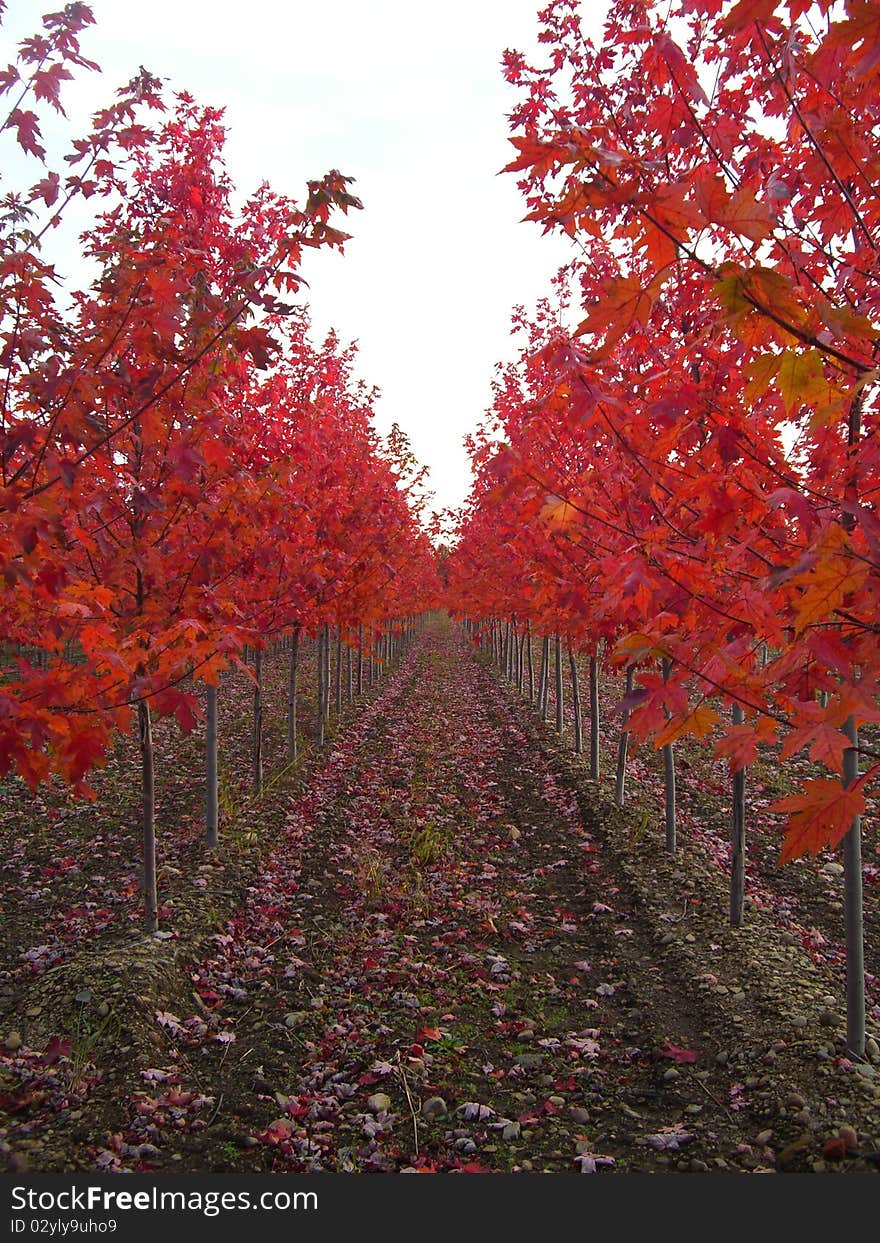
left=2, top=623, right=878, bottom=1173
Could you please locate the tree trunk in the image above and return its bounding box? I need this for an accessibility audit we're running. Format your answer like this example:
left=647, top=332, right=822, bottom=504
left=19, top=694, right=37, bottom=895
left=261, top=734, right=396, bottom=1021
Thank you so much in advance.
left=569, top=648, right=582, bottom=753
left=357, top=623, right=364, bottom=696
left=139, top=698, right=158, bottom=932
left=555, top=634, right=564, bottom=733
left=335, top=631, right=342, bottom=715
left=253, top=647, right=263, bottom=793
left=589, top=653, right=600, bottom=779
left=539, top=636, right=550, bottom=720
left=843, top=716, right=865, bottom=1058
left=661, top=658, right=676, bottom=853
left=615, top=666, right=635, bottom=807
left=323, top=623, right=331, bottom=719
left=205, top=683, right=218, bottom=848
left=316, top=628, right=325, bottom=748
left=347, top=644, right=353, bottom=703
left=730, top=702, right=746, bottom=926
left=287, top=627, right=300, bottom=763
left=526, top=621, right=534, bottom=702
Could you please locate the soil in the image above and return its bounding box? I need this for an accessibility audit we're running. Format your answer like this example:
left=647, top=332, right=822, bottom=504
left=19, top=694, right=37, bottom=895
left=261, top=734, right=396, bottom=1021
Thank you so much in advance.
left=1, top=622, right=878, bottom=1174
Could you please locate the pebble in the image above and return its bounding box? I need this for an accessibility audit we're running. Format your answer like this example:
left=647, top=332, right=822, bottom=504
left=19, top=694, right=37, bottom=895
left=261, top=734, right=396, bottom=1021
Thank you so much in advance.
left=791, top=1016, right=808, bottom=1029
left=731, top=991, right=746, bottom=1004
left=514, top=1053, right=545, bottom=1070
left=819, top=1010, right=839, bottom=1028
left=367, top=1093, right=392, bottom=1114
left=421, top=1097, right=447, bottom=1120
left=715, top=1051, right=729, bottom=1065
left=4, top=1031, right=22, bottom=1052
left=662, top=1067, right=680, bottom=1082
left=690, top=1159, right=709, bottom=1173
left=786, top=1092, right=806, bottom=1109
left=866, top=1038, right=880, bottom=1064
left=502, top=1122, right=521, bottom=1142
left=660, top=933, right=675, bottom=946
left=96, top=1001, right=110, bottom=1018
left=684, top=1104, right=702, bottom=1115
left=820, top=862, right=844, bottom=877
left=855, top=1063, right=876, bottom=1080
left=756, top=1129, right=774, bottom=1145
left=569, top=1107, right=590, bottom=1125
left=548, top=1095, right=566, bottom=1107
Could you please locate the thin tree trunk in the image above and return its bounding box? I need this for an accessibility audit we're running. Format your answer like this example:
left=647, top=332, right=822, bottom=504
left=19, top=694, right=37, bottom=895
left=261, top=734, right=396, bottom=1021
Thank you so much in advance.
left=323, top=623, right=331, bottom=719
left=843, top=716, right=865, bottom=1058
left=287, top=627, right=300, bottom=763
left=335, top=631, right=342, bottom=715
left=730, top=702, right=746, bottom=926
left=539, top=636, right=550, bottom=719
left=517, top=626, right=525, bottom=693
left=661, top=658, right=676, bottom=852
left=527, top=621, right=534, bottom=702
left=316, top=628, right=325, bottom=748
left=357, top=623, right=364, bottom=695
left=139, top=699, right=158, bottom=932
left=205, top=683, right=218, bottom=848
left=253, top=647, right=263, bottom=793
left=569, top=648, right=582, bottom=753
left=347, top=644, right=353, bottom=703
left=615, top=666, right=635, bottom=807
left=555, top=634, right=564, bottom=733
left=589, top=653, right=600, bottom=779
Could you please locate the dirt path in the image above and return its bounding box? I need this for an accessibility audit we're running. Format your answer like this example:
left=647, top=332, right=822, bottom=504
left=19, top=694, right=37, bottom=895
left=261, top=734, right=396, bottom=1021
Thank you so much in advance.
left=79, top=621, right=842, bottom=1174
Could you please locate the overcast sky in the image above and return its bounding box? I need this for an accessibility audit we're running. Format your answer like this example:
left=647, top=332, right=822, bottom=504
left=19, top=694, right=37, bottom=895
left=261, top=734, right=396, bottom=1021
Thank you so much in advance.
left=3, top=1, right=604, bottom=514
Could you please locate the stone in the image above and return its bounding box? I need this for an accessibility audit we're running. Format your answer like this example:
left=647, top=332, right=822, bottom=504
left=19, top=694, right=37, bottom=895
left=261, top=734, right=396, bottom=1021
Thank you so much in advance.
left=513, top=1053, right=545, bottom=1070
left=502, top=1122, right=521, bottom=1142
left=866, top=1038, right=880, bottom=1064
left=367, top=1093, right=392, bottom=1114
left=820, top=862, right=844, bottom=877
left=819, top=1010, right=840, bottom=1028
left=662, top=1067, right=680, bottom=1082
left=421, top=1096, right=447, bottom=1120
left=791, top=1016, right=808, bottom=1029
left=569, top=1106, right=590, bottom=1125
left=4, top=1031, right=22, bottom=1052
left=756, top=1129, right=773, bottom=1145
left=715, top=1051, right=729, bottom=1065
left=786, top=1092, right=806, bottom=1109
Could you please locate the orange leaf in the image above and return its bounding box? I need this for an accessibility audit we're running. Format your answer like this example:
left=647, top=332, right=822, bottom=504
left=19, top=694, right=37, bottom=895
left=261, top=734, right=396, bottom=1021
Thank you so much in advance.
left=654, top=703, right=720, bottom=748
left=771, top=778, right=864, bottom=864
left=780, top=720, right=852, bottom=773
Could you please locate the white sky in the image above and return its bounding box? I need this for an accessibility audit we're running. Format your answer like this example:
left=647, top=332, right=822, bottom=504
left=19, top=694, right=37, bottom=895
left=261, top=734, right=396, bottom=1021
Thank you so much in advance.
left=2, top=1, right=603, bottom=514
